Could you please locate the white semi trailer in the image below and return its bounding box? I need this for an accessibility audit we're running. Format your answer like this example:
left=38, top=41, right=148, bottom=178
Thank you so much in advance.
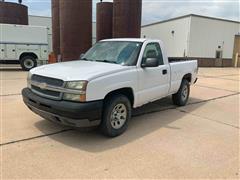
left=0, top=24, right=50, bottom=70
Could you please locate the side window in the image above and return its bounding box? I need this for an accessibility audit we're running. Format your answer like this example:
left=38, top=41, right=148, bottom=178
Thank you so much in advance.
left=142, top=43, right=164, bottom=65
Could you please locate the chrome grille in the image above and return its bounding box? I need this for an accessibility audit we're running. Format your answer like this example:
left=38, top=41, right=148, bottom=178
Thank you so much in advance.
left=30, top=75, right=64, bottom=100
left=32, top=85, right=61, bottom=97
left=32, top=75, right=64, bottom=87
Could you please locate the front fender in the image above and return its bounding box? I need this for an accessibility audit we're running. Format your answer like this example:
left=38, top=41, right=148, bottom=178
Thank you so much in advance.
left=86, top=69, right=138, bottom=104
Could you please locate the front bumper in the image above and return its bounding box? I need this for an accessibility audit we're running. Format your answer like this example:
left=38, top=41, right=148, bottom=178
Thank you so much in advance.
left=22, top=88, right=102, bottom=127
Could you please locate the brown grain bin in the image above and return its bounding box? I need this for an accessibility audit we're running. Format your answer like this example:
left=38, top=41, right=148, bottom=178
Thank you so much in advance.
left=0, top=1, right=28, bottom=25
left=52, top=0, right=61, bottom=58
left=96, top=2, right=113, bottom=41
left=59, top=0, right=92, bottom=61
left=113, top=0, right=142, bottom=38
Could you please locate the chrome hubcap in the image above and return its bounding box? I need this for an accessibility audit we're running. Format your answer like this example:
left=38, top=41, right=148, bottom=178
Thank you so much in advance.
left=24, top=59, right=34, bottom=69
left=110, top=103, right=127, bottom=129
left=182, top=85, right=189, bottom=101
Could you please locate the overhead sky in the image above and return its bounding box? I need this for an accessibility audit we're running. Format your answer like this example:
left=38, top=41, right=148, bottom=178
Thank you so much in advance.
left=7, top=0, right=240, bottom=25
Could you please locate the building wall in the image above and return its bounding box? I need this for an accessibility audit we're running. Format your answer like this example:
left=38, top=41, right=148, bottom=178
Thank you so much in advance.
left=188, top=16, right=240, bottom=59
left=141, top=17, right=191, bottom=57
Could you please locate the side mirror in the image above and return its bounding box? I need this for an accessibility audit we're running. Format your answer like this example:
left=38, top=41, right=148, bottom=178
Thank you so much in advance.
left=79, top=53, right=85, bottom=59
left=142, top=58, right=159, bottom=68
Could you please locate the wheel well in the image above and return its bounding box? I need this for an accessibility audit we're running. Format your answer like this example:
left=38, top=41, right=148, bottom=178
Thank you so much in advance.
left=104, top=88, right=134, bottom=106
left=183, top=73, right=192, bottom=83
left=20, top=53, right=38, bottom=60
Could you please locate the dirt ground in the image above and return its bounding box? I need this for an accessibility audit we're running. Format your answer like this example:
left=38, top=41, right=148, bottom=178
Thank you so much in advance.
left=0, top=65, right=239, bottom=179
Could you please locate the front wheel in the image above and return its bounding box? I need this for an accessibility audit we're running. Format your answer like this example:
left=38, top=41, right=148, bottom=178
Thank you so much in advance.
left=100, top=95, right=131, bottom=137
left=172, top=79, right=190, bottom=106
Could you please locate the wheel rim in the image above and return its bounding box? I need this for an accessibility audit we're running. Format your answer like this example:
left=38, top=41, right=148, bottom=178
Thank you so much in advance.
left=110, top=103, right=127, bottom=129
left=24, top=59, right=34, bottom=69
left=181, top=85, right=189, bottom=101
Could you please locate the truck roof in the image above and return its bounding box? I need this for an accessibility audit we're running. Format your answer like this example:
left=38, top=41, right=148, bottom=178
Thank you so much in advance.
left=101, top=38, right=148, bottom=42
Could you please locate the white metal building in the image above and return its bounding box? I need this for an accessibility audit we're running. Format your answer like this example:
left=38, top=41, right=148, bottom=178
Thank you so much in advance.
left=141, top=14, right=240, bottom=59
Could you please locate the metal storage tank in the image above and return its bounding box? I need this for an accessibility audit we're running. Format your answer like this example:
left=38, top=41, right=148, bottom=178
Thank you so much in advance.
left=60, top=0, right=92, bottom=61
left=52, top=0, right=60, bottom=57
left=113, top=0, right=142, bottom=38
left=0, top=1, right=28, bottom=25
left=96, top=1, right=113, bottom=41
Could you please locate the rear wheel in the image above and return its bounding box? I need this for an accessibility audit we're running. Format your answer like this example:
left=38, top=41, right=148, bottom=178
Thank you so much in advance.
left=172, top=79, right=190, bottom=106
left=20, top=56, right=37, bottom=71
left=100, top=95, right=131, bottom=137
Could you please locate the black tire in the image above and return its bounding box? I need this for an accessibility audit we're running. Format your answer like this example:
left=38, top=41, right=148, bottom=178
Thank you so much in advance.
left=172, top=79, right=190, bottom=106
left=100, top=94, right=132, bottom=137
left=20, top=56, right=37, bottom=71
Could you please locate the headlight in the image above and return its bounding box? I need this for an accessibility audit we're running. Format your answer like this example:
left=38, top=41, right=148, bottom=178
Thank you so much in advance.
left=27, top=72, right=32, bottom=88
left=63, top=81, right=88, bottom=102
left=65, top=81, right=88, bottom=90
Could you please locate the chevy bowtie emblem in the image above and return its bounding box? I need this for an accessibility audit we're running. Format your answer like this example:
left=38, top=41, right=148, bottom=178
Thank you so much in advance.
left=38, top=82, right=47, bottom=90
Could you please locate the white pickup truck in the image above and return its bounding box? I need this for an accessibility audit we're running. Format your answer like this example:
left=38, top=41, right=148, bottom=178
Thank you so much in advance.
left=22, top=38, right=198, bottom=137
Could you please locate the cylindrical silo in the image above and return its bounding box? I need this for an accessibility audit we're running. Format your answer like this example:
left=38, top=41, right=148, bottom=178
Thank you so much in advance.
left=96, top=2, right=113, bottom=41
left=51, top=0, right=60, bottom=57
left=113, top=0, right=142, bottom=38
left=0, top=1, right=28, bottom=25
left=60, top=0, right=92, bottom=61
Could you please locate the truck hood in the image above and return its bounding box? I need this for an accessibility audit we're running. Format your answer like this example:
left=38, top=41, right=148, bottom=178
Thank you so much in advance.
left=30, top=60, right=131, bottom=81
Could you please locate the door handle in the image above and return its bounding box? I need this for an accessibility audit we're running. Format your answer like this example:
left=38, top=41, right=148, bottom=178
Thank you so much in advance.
left=162, top=69, right=167, bottom=75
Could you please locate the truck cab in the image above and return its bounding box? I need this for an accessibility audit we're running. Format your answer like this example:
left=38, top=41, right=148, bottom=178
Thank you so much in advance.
left=22, top=38, right=198, bottom=137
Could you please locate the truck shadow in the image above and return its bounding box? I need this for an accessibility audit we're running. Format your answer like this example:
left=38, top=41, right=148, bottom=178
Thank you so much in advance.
left=34, top=96, right=206, bottom=152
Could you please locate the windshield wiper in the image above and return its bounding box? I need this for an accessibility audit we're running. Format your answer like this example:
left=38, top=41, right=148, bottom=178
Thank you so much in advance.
left=95, top=60, right=117, bottom=64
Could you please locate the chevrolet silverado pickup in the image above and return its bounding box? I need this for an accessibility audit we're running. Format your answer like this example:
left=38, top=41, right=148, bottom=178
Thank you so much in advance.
left=22, top=38, right=198, bottom=137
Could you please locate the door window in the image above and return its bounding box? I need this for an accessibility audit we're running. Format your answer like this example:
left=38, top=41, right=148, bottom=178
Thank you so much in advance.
left=142, top=43, right=164, bottom=65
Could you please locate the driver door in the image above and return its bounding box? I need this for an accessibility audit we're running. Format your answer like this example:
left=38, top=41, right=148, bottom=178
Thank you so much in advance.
left=137, top=42, right=170, bottom=105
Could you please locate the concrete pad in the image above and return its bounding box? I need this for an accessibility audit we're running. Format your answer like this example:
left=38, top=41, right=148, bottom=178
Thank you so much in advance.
left=0, top=79, right=27, bottom=95
left=1, top=68, right=237, bottom=145
left=189, top=85, right=236, bottom=103
left=1, top=67, right=239, bottom=179
left=198, top=68, right=240, bottom=77
left=179, top=94, right=240, bottom=128
left=2, top=108, right=239, bottom=179
left=1, top=95, right=67, bottom=144
left=199, top=74, right=240, bottom=81
left=0, top=70, right=27, bottom=80
left=196, top=77, right=239, bottom=93
left=220, top=75, right=240, bottom=81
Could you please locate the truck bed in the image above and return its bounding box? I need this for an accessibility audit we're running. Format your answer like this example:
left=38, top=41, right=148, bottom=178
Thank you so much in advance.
left=168, top=60, right=198, bottom=94
left=168, top=57, right=194, bottom=63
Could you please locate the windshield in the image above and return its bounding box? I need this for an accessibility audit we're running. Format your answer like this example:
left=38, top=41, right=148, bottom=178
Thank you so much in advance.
left=82, top=41, right=142, bottom=66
